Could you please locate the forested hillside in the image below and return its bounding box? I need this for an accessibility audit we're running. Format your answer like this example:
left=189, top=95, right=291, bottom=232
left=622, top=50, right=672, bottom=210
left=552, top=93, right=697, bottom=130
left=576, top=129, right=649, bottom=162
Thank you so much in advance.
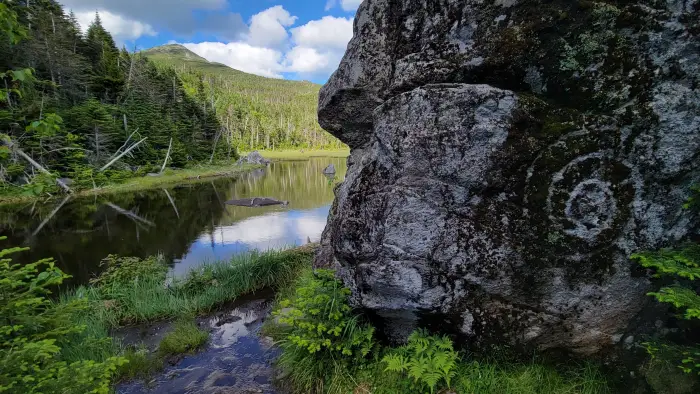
left=0, top=1, right=230, bottom=199
left=141, top=44, right=344, bottom=151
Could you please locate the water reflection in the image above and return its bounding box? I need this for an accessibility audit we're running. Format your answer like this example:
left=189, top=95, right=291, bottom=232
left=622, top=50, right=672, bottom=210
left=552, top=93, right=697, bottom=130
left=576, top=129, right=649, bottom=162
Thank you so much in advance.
left=0, top=157, right=347, bottom=286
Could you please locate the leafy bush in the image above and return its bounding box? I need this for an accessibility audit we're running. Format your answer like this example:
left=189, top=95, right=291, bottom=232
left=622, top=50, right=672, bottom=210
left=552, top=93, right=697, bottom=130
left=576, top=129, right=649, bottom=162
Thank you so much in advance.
left=90, top=254, right=168, bottom=288
left=382, top=329, right=458, bottom=394
left=0, top=238, right=126, bottom=393
left=633, top=243, right=700, bottom=376
left=274, top=269, right=375, bottom=392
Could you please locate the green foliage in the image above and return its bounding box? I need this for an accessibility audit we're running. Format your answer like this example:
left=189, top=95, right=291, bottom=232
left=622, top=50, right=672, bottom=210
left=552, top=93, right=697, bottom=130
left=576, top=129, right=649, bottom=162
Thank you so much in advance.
left=90, top=254, right=168, bottom=288
left=633, top=229, right=700, bottom=378
left=158, top=320, right=209, bottom=356
left=276, top=269, right=375, bottom=358
left=632, top=244, right=700, bottom=322
left=271, top=269, right=375, bottom=393
left=382, top=329, right=458, bottom=394
left=0, top=237, right=126, bottom=393
left=0, top=3, right=27, bottom=45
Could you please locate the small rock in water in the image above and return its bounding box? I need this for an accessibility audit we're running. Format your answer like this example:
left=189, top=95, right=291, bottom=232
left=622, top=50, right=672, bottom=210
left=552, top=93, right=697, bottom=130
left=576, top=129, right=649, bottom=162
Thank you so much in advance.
left=225, top=197, right=289, bottom=207
left=237, top=151, right=271, bottom=166
left=322, top=164, right=336, bottom=175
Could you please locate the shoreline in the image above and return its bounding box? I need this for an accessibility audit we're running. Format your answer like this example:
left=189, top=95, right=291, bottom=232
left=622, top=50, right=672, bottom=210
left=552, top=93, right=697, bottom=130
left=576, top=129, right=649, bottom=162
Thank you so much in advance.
left=247, top=148, right=350, bottom=161
left=0, top=163, right=263, bottom=206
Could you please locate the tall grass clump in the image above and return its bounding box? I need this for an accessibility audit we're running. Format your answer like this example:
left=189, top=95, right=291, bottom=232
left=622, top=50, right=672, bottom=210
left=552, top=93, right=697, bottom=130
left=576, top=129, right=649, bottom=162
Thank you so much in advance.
left=65, top=246, right=314, bottom=326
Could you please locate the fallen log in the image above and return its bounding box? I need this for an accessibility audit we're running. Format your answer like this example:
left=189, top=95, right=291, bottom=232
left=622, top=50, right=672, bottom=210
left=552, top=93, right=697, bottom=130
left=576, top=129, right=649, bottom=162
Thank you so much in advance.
left=225, top=197, right=289, bottom=207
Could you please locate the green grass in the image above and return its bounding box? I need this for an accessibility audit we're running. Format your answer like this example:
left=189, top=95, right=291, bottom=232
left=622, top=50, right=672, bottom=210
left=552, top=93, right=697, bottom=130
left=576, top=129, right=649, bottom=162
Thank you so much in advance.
left=0, top=163, right=262, bottom=206
left=63, top=246, right=314, bottom=325
left=250, top=149, right=350, bottom=161
left=158, top=320, right=209, bottom=356
left=118, top=346, right=163, bottom=382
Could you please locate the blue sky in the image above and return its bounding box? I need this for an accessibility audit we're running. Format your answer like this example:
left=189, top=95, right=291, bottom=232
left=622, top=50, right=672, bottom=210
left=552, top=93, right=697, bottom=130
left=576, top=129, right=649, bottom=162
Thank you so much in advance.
left=58, top=0, right=361, bottom=83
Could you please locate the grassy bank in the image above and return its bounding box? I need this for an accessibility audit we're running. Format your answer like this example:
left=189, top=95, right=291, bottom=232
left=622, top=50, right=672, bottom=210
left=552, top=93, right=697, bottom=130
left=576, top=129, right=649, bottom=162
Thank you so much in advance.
left=264, top=269, right=612, bottom=394
left=1, top=243, right=315, bottom=392
left=251, top=149, right=350, bottom=161
left=0, top=162, right=261, bottom=206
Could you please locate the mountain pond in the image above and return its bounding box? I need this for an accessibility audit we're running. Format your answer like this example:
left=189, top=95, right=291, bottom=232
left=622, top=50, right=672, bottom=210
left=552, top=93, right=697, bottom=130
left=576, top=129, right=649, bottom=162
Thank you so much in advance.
left=0, top=157, right=347, bottom=393
left=0, top=157, right=346, bottom=286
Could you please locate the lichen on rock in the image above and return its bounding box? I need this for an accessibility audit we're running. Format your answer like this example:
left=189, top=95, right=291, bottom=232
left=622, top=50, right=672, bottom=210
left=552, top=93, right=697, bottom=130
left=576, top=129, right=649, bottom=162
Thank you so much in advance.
left=316, top=0, right=700, bottom=357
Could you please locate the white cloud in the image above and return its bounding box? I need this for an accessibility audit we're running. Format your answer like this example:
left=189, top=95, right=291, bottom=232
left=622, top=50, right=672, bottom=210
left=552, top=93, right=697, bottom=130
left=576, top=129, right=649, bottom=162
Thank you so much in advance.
left=284, top=47, right=330, bottom=74
left=74, top=10, right=156, bottom=41
left=290, top=16, right=353, bottom=50
left=247, top=6, right=297, bottom=49
left=183, top=42, right=284, bottom=79
left=181, top=8, right=353, bottom=80
left=324, top=0, right=337, bottom=11
left=341, top=0, right=363, bottom=11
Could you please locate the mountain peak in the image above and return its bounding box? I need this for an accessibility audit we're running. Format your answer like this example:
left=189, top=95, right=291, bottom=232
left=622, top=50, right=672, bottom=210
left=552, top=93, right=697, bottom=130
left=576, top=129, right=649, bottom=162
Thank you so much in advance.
left=141, top=44, right=208, bottom=63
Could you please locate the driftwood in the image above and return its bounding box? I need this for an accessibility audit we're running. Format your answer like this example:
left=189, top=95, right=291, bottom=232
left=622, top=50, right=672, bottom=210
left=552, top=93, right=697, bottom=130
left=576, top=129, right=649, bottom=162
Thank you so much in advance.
left=162, top=189, right=179, bottom=218
left=100, top=137, right=147, bottom=171
left=31, top=195, right=71, bottom=237
left=105, top=202, right=155, bottom=227
left=160, top=137, right=172, bottom=174
left=225, top=197, right=289, bottom=207
left=14, top=146, right=72, bottom=193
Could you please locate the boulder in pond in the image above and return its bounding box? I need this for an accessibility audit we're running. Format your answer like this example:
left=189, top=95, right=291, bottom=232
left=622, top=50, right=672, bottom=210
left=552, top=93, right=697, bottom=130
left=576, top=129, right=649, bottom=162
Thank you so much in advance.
left=315, top=0, right=700, bottom=357
left=237, top=151, right=270, bottom=166
left=226, top=197, right=289, bottom=207
left=322, top=164, right=336, bottom=175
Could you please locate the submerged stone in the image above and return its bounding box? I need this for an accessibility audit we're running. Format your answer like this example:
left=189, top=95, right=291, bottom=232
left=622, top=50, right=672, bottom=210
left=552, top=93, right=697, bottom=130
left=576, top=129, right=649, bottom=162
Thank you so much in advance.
left=315, top=0, right=700, bottom=357
left=225, top=197, right=289, bottom=207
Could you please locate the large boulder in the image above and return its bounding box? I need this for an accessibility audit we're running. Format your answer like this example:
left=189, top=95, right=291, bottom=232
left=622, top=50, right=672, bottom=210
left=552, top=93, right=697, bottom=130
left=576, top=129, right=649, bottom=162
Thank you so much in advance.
left=316, top=0, right=700, bottom=356
left=237, top=151, right=271, bottom=166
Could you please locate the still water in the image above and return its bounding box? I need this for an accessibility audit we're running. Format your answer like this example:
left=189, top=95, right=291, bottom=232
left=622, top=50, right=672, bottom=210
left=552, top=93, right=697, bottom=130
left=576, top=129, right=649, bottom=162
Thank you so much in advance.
left=0, top=157, right=346, bottom=286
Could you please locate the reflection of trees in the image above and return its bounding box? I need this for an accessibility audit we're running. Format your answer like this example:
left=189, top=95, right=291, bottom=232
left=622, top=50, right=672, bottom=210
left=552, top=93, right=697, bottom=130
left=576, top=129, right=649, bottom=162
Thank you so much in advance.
left=0, top=184, right=228, bottom=286
left=0, top=158, right=347, bottom=286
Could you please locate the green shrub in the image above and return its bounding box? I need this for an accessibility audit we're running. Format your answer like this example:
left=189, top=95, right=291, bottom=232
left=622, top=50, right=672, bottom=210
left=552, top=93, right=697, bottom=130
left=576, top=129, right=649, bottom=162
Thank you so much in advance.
left=274, top=269, right=375, bottom=393
left=382, top=329, right=458, bottom=394
left=90, top=254, right=168, bottom=288
left=0, top=238, right=126, bottom=393
left=633, top=243, right=700, bottom=376
left=158, top=320, right=209, bottom=356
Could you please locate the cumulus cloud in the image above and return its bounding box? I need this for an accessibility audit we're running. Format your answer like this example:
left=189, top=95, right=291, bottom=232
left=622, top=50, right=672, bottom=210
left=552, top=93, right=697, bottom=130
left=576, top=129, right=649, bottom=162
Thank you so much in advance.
left=246, top=6, right=297, bottom=49
left=283, top=16, right=353, bottom=78
left=184, top=8, right=353, bottom=80
left=60, top=0, right=246, bottom=41
left=290, top=16, right=353, bottom=50
left=183, top=42, right=284, bottom=79
left=74, top=10, right=156, bottom=41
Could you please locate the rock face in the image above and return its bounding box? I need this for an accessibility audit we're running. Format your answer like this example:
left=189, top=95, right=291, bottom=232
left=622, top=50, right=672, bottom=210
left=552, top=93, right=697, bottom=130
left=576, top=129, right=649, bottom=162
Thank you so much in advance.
left=316, top=0, right=700, bottom=356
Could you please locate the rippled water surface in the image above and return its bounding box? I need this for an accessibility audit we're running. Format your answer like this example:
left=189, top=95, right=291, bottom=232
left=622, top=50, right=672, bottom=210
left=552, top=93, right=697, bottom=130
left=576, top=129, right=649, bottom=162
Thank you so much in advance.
left=0, top=157, right=346, bottom=285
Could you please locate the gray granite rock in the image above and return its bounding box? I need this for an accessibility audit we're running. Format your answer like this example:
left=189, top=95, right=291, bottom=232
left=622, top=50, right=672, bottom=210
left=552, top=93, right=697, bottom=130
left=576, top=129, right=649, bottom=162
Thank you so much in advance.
left=237, top=151, right=271, bottom=166
left=316, top=0, right=700, bottom=356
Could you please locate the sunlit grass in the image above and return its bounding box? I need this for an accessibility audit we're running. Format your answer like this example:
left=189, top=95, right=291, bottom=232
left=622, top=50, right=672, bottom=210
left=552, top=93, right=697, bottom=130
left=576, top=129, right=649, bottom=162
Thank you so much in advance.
left=247, top=149, right=350, bottom=161
left=0, top=163, right=263, bottom=206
